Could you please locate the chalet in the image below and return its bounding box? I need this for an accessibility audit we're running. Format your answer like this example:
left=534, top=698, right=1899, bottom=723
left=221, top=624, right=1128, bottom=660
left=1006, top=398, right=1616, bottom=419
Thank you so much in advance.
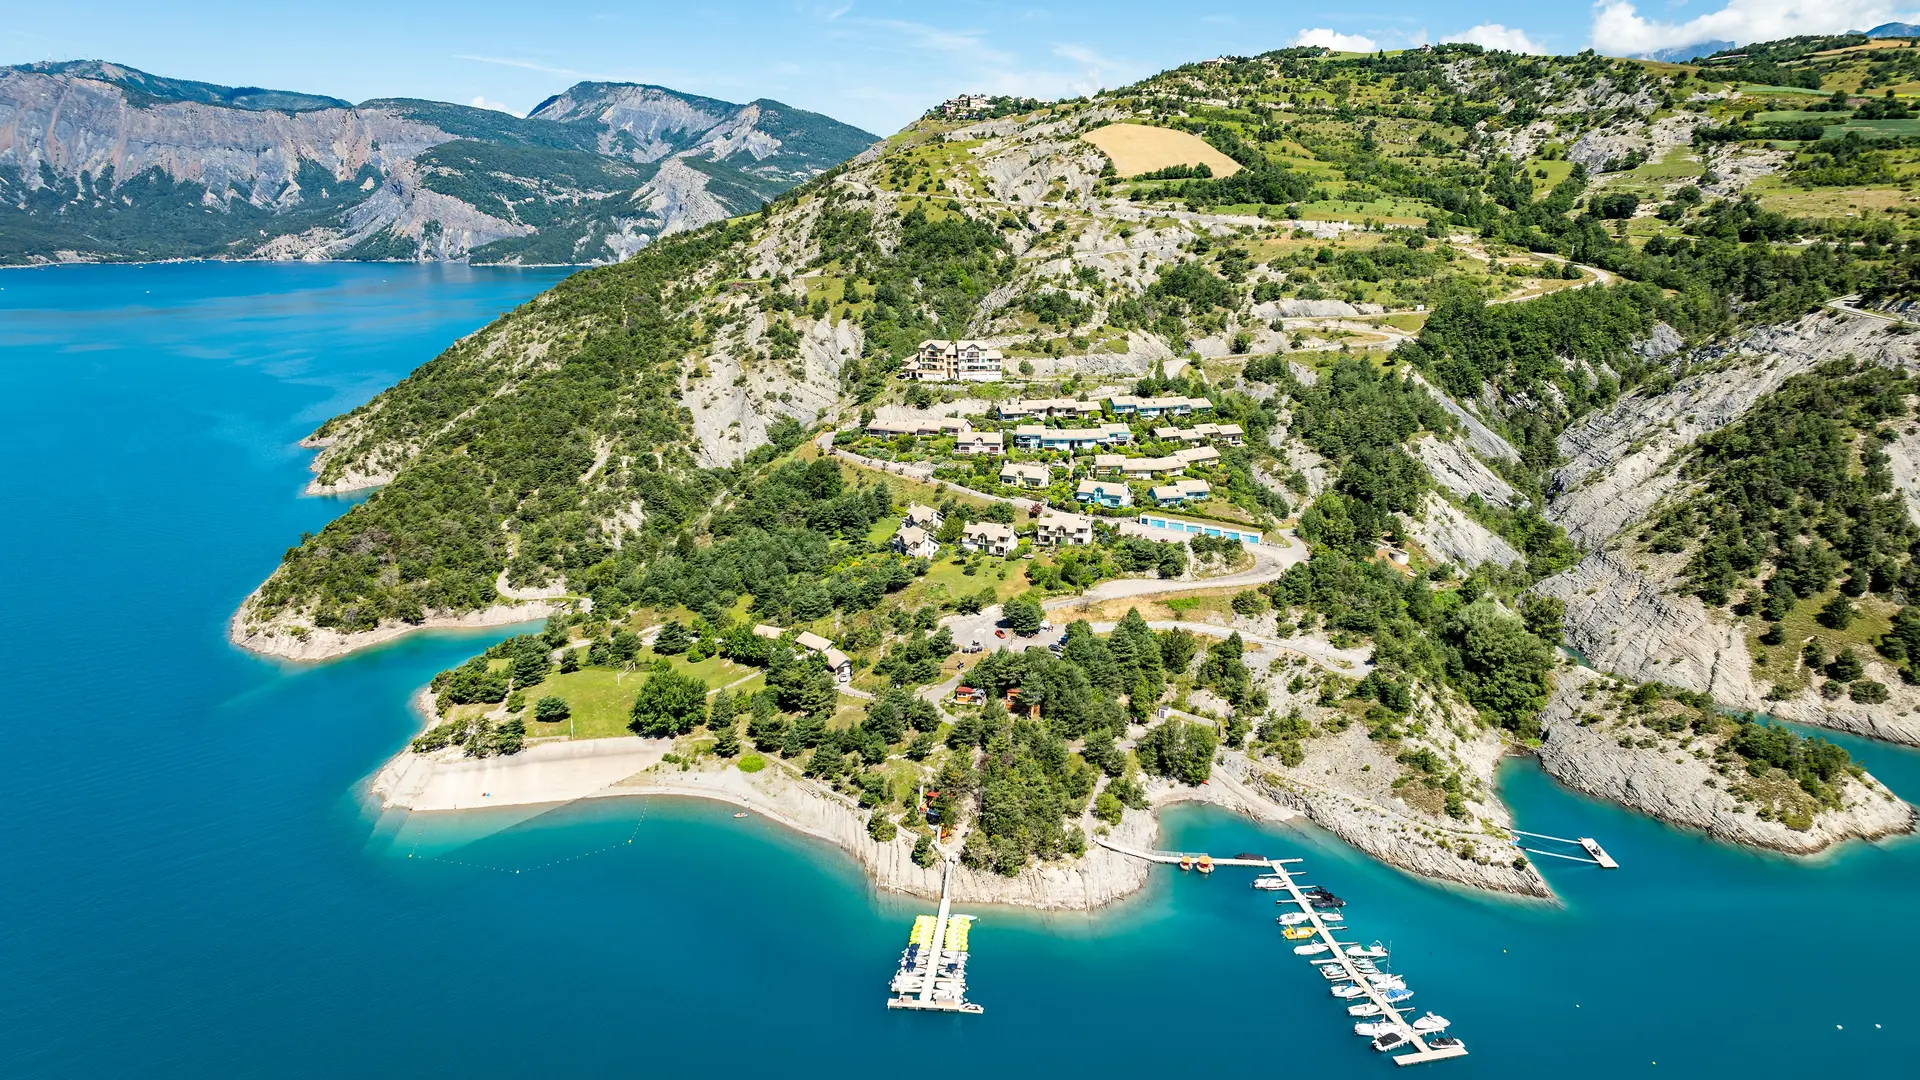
left=954, top=430, right=1004, bottom=456
left=961, top=520, right=1017, bottom=557
left=1174, top=445, right=1221, bottom=467
left=1149, top=479, right=1212, bottom=506
left=893, top=525, right=941, bottom=559
left=821, top=648, right=852, bottom=684
left=903, top=503, right=943, bottom=530
left=1194, top=422, right=1244, bottom=446
left=751, top=623, right=784, bottom=641
left=752, top=625, right=851, bottom=682
left=901, top=339, right=1003, bottom=382
left=1034, top=509, right=1096, bottom=546
left=1109, top=394, right=1211, bottom=418
left=1076, top=479, right=1133, bottom=509
left=1118, top=455, right=1184, bottom=479
left=1091, top=453, right=1127, bottom=476
left=1154, top=426, right=1205, bottom=443
left=953, top=685, right=987, bottom=706
left=999, top=462, right=1051, bottom=489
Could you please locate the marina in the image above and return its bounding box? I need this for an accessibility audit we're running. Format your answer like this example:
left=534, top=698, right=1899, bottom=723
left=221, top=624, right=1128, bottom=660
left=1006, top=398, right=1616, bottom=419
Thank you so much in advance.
left=886, top=856, right=982, bottom=1014
left=1096, top=836, right=1468, bottom=1066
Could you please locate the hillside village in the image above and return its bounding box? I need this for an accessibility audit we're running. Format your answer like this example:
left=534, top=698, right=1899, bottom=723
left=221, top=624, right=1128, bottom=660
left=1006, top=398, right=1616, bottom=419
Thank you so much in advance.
left=247, top=36, right=1920, bottom=904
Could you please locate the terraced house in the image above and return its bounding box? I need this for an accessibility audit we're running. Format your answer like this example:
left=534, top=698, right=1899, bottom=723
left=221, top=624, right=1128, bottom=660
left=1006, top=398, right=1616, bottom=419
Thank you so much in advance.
left=960, top=520, right=1016, bottom=557
left=1076, top=479, right=1133, bottom=509
left=1011, top=423, right=1133, bottom=452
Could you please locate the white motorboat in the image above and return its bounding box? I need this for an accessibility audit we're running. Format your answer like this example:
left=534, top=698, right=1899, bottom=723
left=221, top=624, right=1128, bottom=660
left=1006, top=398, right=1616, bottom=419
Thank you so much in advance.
left=1277, top=912, right=1312, bottom=925
left=1348, top=1003, right=1384, bottom=1017
left=1365, top=973, right=1407, bottom=990
left=1411, top=1013, right=1451, bottom=1034
left=1354, top=1020, right=1402, bottom=1038
left=1330, top=984, right=1368, bottom=999
left=1321, top=965, right=1352, bottom=980
left=1371, top=1030, right=1411, bottom=1053
left=1311, top=957, right=1346, bottom=967
left=1252, top=877, right=1287, bottom=890
left=1426, top=1037, right=1465, bottom=1052
left=1346, top=943, right=1389, bottom=959
left=1293, top=942, right=1329, bottom=956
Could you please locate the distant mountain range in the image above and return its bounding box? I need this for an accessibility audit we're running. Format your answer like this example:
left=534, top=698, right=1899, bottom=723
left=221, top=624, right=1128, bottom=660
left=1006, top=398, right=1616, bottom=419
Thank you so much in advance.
left=1643, top=23, right=1920, bottom=64
left=0, top=60, right=877, bottom=265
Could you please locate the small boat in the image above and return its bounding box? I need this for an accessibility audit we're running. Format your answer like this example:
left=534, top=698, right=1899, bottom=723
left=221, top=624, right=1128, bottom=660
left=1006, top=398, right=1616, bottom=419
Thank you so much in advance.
left=1371, top=1030, right=1411, bottom=1053
left=1196, top=855, right=1214, bottom=874
left=1350, top=960, right=1380, bottom=974
left=1330, top=984, right=1368, bottom=999
left=1321, top=966, right=1351, bottom=981
left=1311, top=895, right=1346, bottom=909
left=1179, top=855, right=1193, bottom=871
left=1354, top=1020, right=1401, bottom=1038
left=1365, top=974, right=1406, bottom=990
left=1380, top=988, right=1414, bottom=1004
left=1293, top=942, right=1330, bottom=956
left=1348, top=1003, right=1384, bottom=1017
left=1252, top=877, right=1285, bottom=891
left=1412, top=1013, right=1451, bottom=1034
left=1427, top=1037, right=1464, bottom=1051
left=1277, top=912, right=1311, bottom=925
left=1282, top=926, right=1316, bottom=940
left=732, top=812, right=748, bottom=819
left=1346, top=943, right=1389, bottom=959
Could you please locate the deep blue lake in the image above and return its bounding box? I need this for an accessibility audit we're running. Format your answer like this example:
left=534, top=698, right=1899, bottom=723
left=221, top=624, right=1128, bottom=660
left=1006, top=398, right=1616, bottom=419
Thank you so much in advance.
left=3, top=262, right=1916, bottom=1078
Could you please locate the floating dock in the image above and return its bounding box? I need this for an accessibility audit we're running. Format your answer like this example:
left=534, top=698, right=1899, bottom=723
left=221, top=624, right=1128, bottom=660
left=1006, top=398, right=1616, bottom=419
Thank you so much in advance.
left=886, top=856, right=982, bottom=1014
left=1512, top=829, right=1618, bottom=869
left=1095, top=836, right=1465, bottom=1066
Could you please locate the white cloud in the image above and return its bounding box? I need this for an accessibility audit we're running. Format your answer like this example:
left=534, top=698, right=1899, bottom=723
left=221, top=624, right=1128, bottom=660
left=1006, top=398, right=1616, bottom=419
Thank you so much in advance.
left=1442, top=23, right=1546, bottom=54
left=1293, top=28, right=1379, bottom=53
left=469, top=96, right=521, bottom=116
left=1590, top=1, right=1920, bottom=56
left=849, top=18, right=1015, bottom=66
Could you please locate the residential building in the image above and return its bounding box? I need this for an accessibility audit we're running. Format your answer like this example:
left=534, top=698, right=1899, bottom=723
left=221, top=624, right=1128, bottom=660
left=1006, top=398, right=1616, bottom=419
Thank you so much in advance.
left=1012, top=423, right=1133, bottom=452
left=751, top=623, right=784, bottom=641
left=821, top=648, right=852, bottom=684
left=1154, top=426, right=1205, bottom=443
left=866, top=413, right=972, bottom=439
left=1118, top=455, right=1184, bottom=479
left=893, top=525, right=941, bottom=559
left=1133, top=512, right=1263, bottom=545
left=903, top=503, right=943, bottom=530
left=901, top=339, right=1003, bottom=382
left=795, top=630, right=834, bottom=654
left=1091, top=453, right=1127, bottom=476
left=1034, top=509, right=1096, bottom=546
left=1149, top=479, right=1212, bottom=506
left=999, top=462, right=1051, bottom=489
left=953, top=685, right=987, bottom=706
left=940, top=94, right=991, bottom=118
left=997, top=397, right=1103, bottom=421
left=954, top=430, right=1004, bottom=456
left=1109, top=394, right=1212, bottom=418
left=752, top=624, right=851, bottom=682
left=1174, top=445, right=1221, bottom=467
left=1076, top=479, right=1133, bottom=509
left=961, top=520, right=1017, bottom=557
left=1194, top=422, right=1245, bottom=446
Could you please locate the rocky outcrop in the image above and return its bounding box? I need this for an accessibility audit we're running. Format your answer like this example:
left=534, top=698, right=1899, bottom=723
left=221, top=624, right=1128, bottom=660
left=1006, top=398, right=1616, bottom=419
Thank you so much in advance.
left=1536, top=665, right=1914, bottom=852
left=1550, top=310, right=1919, bottom=548
left=229, top=586, right=563, bottom=662
left=1402, top=493, right=1523, bottom=570
left=1415, top=434, right=1516, bottom=506
left=1538, top=550, right=1757, bottom=703
left=1408, top=372, right=1519, bottom=463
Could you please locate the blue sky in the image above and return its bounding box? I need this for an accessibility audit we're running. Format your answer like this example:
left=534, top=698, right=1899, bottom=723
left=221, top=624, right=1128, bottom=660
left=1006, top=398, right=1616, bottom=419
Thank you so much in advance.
left=6, top=1, right=1918, bottom=133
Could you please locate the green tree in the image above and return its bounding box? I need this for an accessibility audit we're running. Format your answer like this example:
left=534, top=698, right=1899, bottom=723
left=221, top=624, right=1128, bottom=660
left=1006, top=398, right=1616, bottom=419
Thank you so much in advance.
left=1002, top=595, right=1044, bottom=635
left=653, top=620, right=693, bottom=654
left=1444, top=600, right=1554, bottom=736
left=629, top=669, right=709, bottom=737
left=534, top=695, right=570, bottom=722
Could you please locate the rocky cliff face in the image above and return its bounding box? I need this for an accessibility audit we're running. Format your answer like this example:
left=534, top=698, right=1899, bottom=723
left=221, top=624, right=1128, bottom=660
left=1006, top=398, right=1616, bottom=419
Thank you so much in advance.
left=0, top=62, right=875, bottom=265
left=1536, top=665, right=1913, bottom=852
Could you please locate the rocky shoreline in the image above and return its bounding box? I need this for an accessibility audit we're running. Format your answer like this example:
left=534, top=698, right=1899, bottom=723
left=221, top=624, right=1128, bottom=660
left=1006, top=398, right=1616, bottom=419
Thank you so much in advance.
left=228, top=586, right=561, bottom=662
left=1535, top=666, right=1915, bottom=853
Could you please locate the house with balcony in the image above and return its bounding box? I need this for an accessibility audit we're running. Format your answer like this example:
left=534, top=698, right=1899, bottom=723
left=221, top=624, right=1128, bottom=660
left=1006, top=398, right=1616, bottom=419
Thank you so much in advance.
left=961, top=520, right=1016, bottom=557
left=866, top=413, right=972, bottom=439
left=1149, top=479, right=1212, bottom=506
left=901, top=339, right=1003, bottom=382
left=903, top=503, right=943, bottom=530
left=1118, top=455, right=1183, bottom=479
left=1174, top=445, right=1221, bottom=468
left=954, top=430, right=1004, bottom=456
left=999, top=462, right=1051, bottom=489
left=997, top=397, right=1103, bottom=421
left=892, top=525, right=940, bottom=559
left=1034, top=509, right=1095, bottom=546
left=1076, top=479, right=1133, bottom=509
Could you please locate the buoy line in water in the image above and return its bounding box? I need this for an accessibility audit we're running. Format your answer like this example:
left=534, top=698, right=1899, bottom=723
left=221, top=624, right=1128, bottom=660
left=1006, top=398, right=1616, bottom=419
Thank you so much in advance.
left=400, top=801, right=651, bottom=875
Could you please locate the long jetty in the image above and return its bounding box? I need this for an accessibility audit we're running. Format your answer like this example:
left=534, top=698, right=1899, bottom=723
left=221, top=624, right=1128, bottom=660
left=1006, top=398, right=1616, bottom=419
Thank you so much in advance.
left=1095, top=836, right=1465, bottom=1066
left=886, top=856, right=982, bottom=1014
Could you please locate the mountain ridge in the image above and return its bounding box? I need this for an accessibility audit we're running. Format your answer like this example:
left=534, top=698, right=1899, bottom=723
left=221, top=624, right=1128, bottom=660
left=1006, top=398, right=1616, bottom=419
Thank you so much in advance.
left=0, top=60, right=877, bottom=265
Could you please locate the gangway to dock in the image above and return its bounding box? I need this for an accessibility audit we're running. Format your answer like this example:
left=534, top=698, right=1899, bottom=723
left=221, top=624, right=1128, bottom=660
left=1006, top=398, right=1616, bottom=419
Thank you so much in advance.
left=886, top=855, right=983, bottom=1015
left=1511, top=829, right=1618, bottom=869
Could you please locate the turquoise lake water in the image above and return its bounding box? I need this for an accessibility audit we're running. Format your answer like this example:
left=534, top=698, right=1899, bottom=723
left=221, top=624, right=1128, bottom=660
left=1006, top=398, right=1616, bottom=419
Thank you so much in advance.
left=4, top=263, right=1918, bottom=1077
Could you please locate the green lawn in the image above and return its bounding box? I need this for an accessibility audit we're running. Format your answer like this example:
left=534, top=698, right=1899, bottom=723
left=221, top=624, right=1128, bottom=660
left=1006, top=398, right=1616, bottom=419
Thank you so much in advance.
left=1744, top=590, right=1894, bottom=696
left=522, top=650, right=764, bottom=740
left=1826, top=118, right=1920, bottom=138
